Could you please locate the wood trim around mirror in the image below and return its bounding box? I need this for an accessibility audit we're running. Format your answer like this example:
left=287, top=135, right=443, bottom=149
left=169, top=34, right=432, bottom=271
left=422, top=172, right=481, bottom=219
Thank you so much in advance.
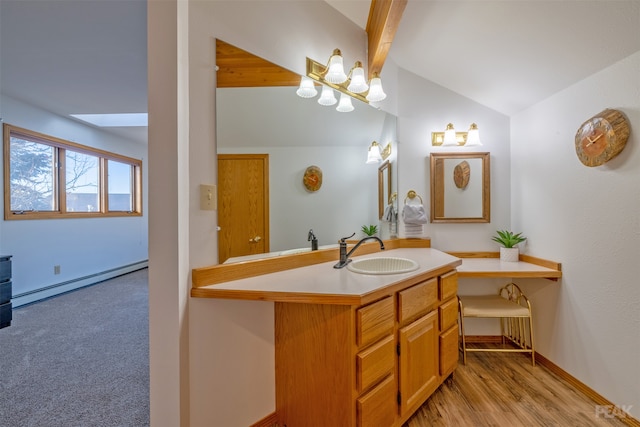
left=430, top=152, right=490, bottom=223
left=378, top=160, right=392, bottom=219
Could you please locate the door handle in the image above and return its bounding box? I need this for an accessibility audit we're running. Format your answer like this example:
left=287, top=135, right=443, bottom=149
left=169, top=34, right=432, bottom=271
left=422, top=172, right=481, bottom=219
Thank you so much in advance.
left=249, top=236, right=262, bottom=243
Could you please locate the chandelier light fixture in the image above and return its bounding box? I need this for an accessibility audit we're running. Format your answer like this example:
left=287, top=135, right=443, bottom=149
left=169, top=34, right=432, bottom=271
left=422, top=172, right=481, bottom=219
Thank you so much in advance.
left=296, top=48, right=388, bottom=112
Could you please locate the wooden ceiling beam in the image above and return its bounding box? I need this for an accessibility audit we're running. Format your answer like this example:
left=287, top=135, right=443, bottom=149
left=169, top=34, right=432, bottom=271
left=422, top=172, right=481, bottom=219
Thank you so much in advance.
left=366, top=0, right=407, bottom=78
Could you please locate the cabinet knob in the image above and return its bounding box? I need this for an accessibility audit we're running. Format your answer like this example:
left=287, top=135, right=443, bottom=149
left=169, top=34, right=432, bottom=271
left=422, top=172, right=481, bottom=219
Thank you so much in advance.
left=249, top=236, right=262, bottom=243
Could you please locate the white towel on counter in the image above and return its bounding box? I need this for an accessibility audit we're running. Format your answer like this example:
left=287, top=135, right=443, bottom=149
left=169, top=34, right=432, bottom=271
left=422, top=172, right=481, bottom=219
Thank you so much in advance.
left=402, top=204, right=428, bottom=224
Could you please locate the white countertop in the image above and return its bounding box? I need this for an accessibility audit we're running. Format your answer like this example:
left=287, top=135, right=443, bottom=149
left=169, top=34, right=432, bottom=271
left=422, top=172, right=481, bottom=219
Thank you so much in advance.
left=456, top=257, right=562, bottom=279
left=193, top=248, right=461, bottom=305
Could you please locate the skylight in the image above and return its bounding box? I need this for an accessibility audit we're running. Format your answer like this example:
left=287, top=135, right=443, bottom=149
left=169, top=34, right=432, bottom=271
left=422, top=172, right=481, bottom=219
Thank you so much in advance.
left=70, top=113, right=148, bottom=127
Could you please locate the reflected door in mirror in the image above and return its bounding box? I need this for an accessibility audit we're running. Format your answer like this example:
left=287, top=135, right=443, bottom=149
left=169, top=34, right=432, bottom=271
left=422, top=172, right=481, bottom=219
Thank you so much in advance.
left=217, top=154, right=270, bottom=263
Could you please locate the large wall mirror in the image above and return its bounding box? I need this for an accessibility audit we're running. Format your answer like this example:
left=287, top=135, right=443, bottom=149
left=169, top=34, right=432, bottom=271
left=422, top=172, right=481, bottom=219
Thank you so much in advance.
left=216, top=40, right=398, bottom=262
left=430, top=152, right=490, bottom=223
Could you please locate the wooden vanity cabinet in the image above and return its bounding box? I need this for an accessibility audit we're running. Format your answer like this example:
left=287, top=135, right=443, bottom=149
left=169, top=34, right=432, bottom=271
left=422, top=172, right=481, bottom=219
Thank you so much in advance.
left=274, top=270, right=459, bottom=427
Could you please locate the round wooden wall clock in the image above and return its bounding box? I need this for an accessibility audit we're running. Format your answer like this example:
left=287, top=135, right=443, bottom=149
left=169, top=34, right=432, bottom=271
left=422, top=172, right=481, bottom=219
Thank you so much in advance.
left=303, top=165, right=322, bottom=192
left=575, top=109, right=630, bottom=167
left=453, top=160, right=470, bottom=189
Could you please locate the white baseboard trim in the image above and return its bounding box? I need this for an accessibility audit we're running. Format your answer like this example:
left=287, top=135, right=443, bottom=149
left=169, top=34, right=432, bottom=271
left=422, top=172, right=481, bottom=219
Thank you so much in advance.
left=11, top=260, right=148, bottom=307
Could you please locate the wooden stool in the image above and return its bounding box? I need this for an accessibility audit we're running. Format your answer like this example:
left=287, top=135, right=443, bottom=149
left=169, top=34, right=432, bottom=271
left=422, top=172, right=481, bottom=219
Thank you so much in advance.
left=458, top=282, right=535, bottom=366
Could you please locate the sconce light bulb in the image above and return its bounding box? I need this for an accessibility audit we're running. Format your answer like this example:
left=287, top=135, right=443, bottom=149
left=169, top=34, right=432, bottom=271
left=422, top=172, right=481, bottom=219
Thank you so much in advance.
left=442, top=123, right=459, bottom=146
left=465, top=123, right=483, bottom=146
left=347, top=62, right=369, bottom=94
left=366, top=74, right=387, bottom=102
left=324, top=49, right=348, bottom=84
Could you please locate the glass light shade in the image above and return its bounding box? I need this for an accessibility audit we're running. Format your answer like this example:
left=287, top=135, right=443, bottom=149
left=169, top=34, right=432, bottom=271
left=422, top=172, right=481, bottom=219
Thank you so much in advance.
left=366, top=142, right=383, bottom=164
left=336, top=93, right=354, bottom=112
left=347, top=63, right=369, bottom=93
left=366, top=75, right=387, bottom=102
left=442, top=123, right=459, bottom=146
left=317, top=85, right=337, bottom=106
left=324, top=50, right=348, bottom=84
left=465, top=123, right=483, bottom=146
left=296, top=76, right=318, bottom=98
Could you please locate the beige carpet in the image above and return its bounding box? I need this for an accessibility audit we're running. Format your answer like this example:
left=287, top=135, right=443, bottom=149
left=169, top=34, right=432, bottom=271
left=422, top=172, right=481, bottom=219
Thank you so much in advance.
left=0, top=269, right=149, bottom=427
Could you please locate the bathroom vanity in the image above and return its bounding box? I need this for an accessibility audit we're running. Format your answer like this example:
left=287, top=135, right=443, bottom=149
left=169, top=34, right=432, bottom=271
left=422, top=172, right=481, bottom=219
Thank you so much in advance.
left=192, top=239, right=462, bottom=426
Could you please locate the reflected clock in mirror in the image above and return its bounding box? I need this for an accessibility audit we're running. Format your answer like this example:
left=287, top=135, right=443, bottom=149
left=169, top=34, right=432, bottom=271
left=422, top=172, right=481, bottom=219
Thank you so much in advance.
left=430, top=152, right=490, bottom=223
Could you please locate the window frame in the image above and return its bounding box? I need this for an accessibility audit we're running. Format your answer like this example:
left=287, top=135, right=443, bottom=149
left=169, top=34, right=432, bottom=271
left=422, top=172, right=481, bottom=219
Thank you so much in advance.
left=3, top=123, right=143, bottom=220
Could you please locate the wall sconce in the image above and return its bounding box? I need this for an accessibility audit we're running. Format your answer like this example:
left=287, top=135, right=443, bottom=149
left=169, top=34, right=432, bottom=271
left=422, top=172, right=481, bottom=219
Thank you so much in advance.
left=431, top=123, right=483, bottom=147
left=297, top=49, right=388, bottom=112
left=366, top=141, right=392, bottom=164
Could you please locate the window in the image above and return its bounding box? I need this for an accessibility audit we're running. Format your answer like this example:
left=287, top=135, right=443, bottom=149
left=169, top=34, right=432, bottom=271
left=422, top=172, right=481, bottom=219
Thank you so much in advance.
left=3, top=124, right=142, bottom=220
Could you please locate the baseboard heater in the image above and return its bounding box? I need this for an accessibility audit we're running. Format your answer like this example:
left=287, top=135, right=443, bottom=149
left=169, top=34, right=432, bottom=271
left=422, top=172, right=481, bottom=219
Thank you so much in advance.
left=11, top=260, right=148, bottom=308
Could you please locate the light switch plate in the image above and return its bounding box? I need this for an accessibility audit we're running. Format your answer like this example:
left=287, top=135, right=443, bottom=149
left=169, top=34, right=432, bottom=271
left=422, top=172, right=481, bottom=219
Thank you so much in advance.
left=200, top=184, right=216, bottom=210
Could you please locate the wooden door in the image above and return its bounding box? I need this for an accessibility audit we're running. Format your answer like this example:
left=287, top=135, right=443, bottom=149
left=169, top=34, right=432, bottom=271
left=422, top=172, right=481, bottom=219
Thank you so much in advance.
left=217, top=154, right=269, bottom=264
left=398, top=310, right=439, bottom=417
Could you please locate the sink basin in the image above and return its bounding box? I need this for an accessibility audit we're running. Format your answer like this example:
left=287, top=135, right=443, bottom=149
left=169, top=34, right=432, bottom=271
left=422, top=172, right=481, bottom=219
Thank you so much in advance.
left=347, top=257, right=419, bottom=275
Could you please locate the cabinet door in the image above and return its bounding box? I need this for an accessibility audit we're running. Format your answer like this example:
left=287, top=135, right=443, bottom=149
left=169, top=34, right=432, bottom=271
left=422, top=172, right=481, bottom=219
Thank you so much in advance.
left=398, top=310, right=439, bottom=416
left=439, top=324, right=459, bottom=376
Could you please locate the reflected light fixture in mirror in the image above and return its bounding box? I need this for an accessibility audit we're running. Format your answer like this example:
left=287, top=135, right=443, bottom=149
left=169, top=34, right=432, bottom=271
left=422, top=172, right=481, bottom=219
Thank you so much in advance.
left=296, top=76, right=318, bottom=98
left=317, top=85, right=337, bottom=106
left=336, top=93, right=354, bottom=113
left=431, top=123, right=483, bottom=147
left=366, top=141, right=392, bottom=164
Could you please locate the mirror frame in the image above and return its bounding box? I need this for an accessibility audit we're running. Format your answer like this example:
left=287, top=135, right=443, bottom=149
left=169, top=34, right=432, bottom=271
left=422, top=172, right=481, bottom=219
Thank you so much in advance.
left=378, top=160, right=392, bottom=219
left=430, top=152, right=490, bottom=223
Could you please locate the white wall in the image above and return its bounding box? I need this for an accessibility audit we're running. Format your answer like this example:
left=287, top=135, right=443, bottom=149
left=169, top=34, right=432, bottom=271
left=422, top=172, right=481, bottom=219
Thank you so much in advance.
left=0, top=95, right=148, bottom=306
left=511, top=51, right=640, bottom=418
left=396, top=69, right=511, bottom=248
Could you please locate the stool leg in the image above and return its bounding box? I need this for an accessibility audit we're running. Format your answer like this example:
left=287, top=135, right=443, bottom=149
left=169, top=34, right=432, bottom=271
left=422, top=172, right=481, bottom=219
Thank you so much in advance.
left=529, top=315, right=535, bottom=367
left=458, top=298, right=467, bottom=365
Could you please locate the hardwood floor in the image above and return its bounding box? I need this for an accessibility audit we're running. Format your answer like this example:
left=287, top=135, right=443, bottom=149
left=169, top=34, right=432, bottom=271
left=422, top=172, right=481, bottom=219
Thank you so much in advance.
left=404, top=346, right=628, bottom=427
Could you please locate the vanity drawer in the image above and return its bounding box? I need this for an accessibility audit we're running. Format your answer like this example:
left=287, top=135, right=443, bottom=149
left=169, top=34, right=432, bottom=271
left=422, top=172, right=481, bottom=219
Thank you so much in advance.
left=439, top=297, right=458, bottom=331
left=356, top=374, right=397, bottom=427
left=398, top=278, right=438, bottom=325
left=356, top=335, right=394, bottom=393
left=439, top=271, right=458, bottom=301
left=356, top=297, right=394, bottom=348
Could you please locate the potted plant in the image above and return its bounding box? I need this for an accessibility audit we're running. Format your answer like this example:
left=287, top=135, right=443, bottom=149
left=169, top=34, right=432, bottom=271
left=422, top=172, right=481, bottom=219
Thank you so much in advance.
left=491, top=230, right=526, bottom=262
left=361, top=224, right=378, bottom=237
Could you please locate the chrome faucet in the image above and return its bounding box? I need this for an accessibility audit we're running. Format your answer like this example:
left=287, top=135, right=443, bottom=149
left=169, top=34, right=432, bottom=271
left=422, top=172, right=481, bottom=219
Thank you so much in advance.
left=333, top=233, right=385, bottom=269
left=308, top=229, right=318, bottom=251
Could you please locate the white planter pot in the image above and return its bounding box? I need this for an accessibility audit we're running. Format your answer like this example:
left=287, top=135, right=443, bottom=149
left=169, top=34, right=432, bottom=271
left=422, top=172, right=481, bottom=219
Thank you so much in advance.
left=500, top=247, right=519, bottom=262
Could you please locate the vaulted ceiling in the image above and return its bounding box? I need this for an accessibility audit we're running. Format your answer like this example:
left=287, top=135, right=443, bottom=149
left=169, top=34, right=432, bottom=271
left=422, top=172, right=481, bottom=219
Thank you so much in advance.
left=1, top=0, right=639, bottom=145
